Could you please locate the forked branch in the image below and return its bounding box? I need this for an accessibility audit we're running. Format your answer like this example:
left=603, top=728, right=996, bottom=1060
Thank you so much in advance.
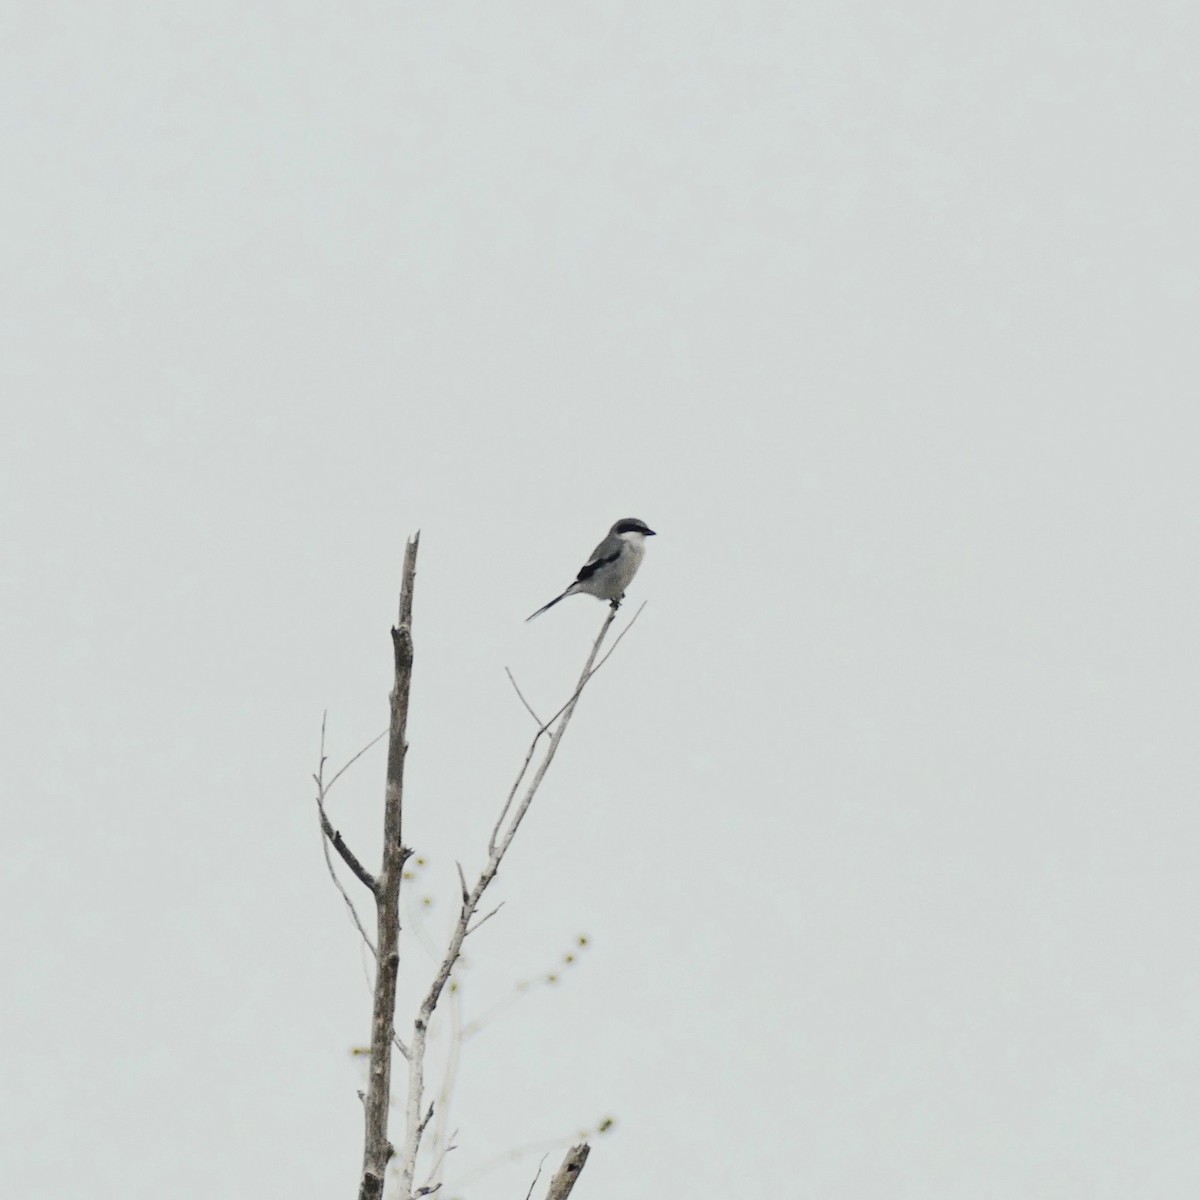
left=313, top=717, right=377, bottom=953
left=397, top=603, right=639, bottom=1198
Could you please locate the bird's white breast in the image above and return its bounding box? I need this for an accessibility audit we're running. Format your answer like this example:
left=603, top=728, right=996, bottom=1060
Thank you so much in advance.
left=612, top=530, right=647, bottom=590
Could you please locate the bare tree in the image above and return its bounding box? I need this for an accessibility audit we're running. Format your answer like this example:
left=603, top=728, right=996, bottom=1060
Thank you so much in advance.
left=313, top=533, right=643, bottom=1199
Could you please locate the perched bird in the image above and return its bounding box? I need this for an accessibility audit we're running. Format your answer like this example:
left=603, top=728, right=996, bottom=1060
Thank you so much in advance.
left=526, top=518, right=657, bottom=621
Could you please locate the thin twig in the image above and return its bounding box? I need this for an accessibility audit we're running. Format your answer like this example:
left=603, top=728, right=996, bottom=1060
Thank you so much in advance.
left=536, top=603, right=648, bottom=737
left=449, top=1132, right=594, bottom=1191
left=420, top=1129, right=459, bottom=1198
left=314, top=717, right=377, bottom=955
left=488, top=732, right=545, bottom=857
left=425, top=982, right=462, bottom=1196
left=465, top=902, right=505, bottom=936
left=314, top=714, right=378, bottom=893
left=316, top=798, right=378, bottom=894
left=487, top=603, right=647, bottom=854
left=523, top=1156, right=548, bottom=1200
left=493, top=605, right=624, bottom=859
left=316, top=820, right=378, bottom=956
left=584, top=601, right=647, bottom=681
left=417, top=1102, right=435, bottom=1137
left=505, top=666, right=544, bottom=726
left=327, top=727, right=389, bottom=794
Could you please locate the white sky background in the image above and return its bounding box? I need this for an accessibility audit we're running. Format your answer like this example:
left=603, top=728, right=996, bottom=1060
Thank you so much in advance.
left=2, top=2, right=1197, bottom=1196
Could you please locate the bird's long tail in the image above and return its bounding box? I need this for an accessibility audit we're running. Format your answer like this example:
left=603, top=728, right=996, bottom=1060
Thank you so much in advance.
left=525, top=590, right=570, bottom=622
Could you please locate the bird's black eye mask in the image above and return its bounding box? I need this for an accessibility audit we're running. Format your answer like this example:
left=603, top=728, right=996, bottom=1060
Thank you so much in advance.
left=613, top=519, right=655, bottom=536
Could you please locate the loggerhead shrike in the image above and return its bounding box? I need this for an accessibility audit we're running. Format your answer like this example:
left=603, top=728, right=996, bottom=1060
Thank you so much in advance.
left=526, top=518, right=657, bottom=621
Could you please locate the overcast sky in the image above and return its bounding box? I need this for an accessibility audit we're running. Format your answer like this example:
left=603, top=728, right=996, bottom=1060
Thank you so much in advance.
left=3, top=3, right=1198, bottom=1197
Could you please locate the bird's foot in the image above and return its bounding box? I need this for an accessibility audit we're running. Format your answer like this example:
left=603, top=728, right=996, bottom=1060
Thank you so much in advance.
left=610, top=594, right=624, bottom=610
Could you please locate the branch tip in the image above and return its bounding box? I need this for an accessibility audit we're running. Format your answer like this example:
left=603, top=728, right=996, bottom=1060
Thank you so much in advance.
left=545, top=1143, right=591, bottom=1200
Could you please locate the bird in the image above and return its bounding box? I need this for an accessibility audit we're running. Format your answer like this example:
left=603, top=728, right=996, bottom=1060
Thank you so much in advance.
left=526, top=518, right=657, bottom=621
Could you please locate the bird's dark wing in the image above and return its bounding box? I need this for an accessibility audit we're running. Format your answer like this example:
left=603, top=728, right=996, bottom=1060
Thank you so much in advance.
left=574, top=532, right=622, bottom=584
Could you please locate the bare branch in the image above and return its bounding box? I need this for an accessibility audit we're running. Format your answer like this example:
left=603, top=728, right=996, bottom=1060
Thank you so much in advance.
left=316, top=799, right=378, bottom=894
left=358, top=533, right=420, bottom=1200
left=486, top=603, right=643, bottom=857
left=314, top=715, right=381, bottom=891
left=545, top=1144, right=590, bottom=1200
left=446, top=1118, right=610, bottom=1191
left=466, top=902, right=505, bottom=936
left=313, top=718, right=377, bottom=954
left=584, top=601, right=646, bottom=681
left=417, top=1101, right=435, bottom=1137
left=398, top=604, right=635, bottom=1200
left=424, top=985, right=463, bottom=1196
left=488, top=729, right=544, bottom=857
left=505, top=666, right=544, bottom=726
left=536, top=603, right=647, bottom=736
left=315, top=818, right=377, bottom=957
left=326, top=727, right=389, bottom=794
left=420, top=1124, right=459, bottom=1199
left=494, top=605, right=623, bottom=859
left=523, top=1156, right=548, bottom=1200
